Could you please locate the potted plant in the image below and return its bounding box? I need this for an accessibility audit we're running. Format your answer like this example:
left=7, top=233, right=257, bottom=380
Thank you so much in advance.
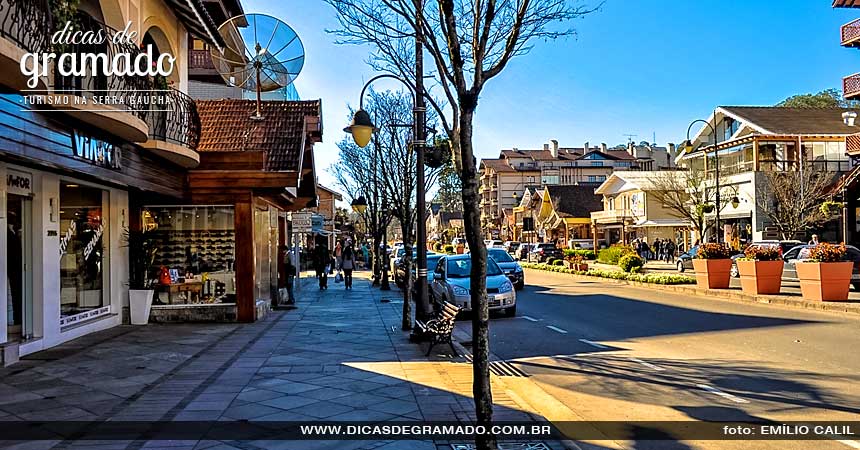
left=736, top=245, right=783, bottom=295
left=564, top=254, right=588, bottom=271
left=692, top=243, right=733, bottom=289
left=123, top=228, right=158, bottom=325
left=796, top=242, right=853, bottom=301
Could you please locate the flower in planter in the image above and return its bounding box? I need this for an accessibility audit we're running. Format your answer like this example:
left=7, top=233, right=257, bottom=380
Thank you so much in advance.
left=809, top=242, right=847, bottom=263
left=696, top=243, right=732, bottom=259
left=741, top=245, right=780, bottom=261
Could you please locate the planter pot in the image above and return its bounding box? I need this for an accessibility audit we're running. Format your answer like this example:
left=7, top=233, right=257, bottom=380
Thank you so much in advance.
left=796, top=261, right=853, bottom=301
left=737, top=260, right=784, bottom=295
left=129, top=289, right=155, bottom=325
left=575, top=264, right=589, bottom=271
left=692, top=259, right=732, bottom=289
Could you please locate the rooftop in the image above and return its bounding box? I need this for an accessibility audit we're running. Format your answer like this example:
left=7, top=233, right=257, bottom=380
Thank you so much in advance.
left=721, top=106, right=860, bottom=136
left=544, top=185, right=603, bottom=218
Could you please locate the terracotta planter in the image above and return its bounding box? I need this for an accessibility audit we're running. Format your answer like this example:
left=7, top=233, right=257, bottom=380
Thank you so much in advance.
left=796, top=261, right=853, bottom=301
left=692, top=259, right=732, bottom=289
left=737, top=260, right=783, bottom=295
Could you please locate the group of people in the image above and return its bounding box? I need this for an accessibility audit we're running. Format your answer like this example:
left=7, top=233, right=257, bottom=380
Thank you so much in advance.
left=632, top=238, right=677, bottom=263
left=313, top=239, right=357, bottom=290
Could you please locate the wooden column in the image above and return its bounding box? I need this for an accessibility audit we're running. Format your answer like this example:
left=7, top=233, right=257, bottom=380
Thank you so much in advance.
left=234, top=198, right=255, bottom=322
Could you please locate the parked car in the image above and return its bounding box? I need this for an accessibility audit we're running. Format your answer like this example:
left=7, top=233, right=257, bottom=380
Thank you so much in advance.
left=430, top=255, right=516, bottom=316
left=485, top=240, right=504, bottom=248
left=487, top=248, right=524, bottom=290
left=517, top=243, right=533, bottom=261
left=396, top=253, right=444, bottom=288
left=675, top=245, right=699, bottom=272
left=729, top=240, right=804, bottom=277
left=528, top=243, right=563, bottom=263
left=505, top=241, right=521, bottom=254
left=781, top=244, right=860, bottom=291
left=392, top=249, right=438, bottom=284
left=568, top=239, right=594, bottom=250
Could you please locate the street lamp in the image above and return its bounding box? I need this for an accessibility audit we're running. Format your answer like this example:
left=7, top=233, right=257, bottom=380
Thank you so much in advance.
left=681, top=117, right=724, bottom=243
left=351, top=196, right=368, bottom=214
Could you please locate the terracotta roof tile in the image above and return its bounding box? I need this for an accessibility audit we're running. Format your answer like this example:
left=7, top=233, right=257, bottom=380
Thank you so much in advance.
left=544, top=185, right=602, bottom=218
left=480, top=159, right=516, bottom=172
left=197, top=99, right=322, bottom=171
left=721, top=106, right=860, bottom=135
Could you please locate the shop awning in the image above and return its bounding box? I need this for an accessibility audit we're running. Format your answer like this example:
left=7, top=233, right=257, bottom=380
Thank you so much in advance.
left=632, top=219, right=691, bottom=228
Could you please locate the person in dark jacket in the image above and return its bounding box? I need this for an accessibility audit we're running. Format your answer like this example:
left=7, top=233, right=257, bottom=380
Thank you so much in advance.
left=342, top=245, right=356, bottom=289
left=314, top=244, right=329, bottom=290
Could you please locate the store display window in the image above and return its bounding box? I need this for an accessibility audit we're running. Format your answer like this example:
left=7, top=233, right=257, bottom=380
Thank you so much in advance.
left=59, top=182, right=109, bottom=318
left=141, top=206, right=236, bottom=304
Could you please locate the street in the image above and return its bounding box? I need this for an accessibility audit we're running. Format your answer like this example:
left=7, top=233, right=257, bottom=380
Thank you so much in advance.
left=454, top=268, right=860, bottom=450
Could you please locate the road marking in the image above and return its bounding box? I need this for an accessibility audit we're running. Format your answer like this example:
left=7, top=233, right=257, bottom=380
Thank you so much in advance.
left=546, top=325, right=568, bottom=334
left=578, top=339, right=608, bottom=349
left=696, top=384, right=749, bottom=404
left=520, top=315, right=539, bottom=322
left=629, top=357, right=665, bottom=371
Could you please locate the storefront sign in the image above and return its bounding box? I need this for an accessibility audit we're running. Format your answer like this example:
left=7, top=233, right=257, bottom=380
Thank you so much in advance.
left=292, top=212, right=312, bottom=232
left=6, top=169, right=32, bottom=196
left=72, top=131, right=122, bottom=170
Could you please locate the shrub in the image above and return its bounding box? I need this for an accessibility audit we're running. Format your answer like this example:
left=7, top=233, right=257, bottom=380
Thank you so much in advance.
left=618, top=254, right=644, bottom=273
left=809, top=242, right=847, bottom=263
left=696, top=243, right=732, bottom=259
left=443, top=244, right=455, bottom=254
left=433, top=242, right=444, bottom=252
left=521, top=262, right=695, bottom=285
left=742, top=245, right=780, bottom=261
left=597, top=245, right=635, bottom=265
left=552, top=259, right=564, bottom=266
left=563, top=249, right=596, bottom=260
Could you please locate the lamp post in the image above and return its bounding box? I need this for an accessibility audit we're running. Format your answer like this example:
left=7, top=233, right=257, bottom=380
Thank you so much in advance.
left=681, top=118, right=723, bottom=244
left=344, top=72, right=432, bottom=321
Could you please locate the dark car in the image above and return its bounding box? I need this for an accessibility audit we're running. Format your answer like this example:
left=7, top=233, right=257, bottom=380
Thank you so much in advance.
left=675, top=245, right=699, bottom=272
left=729, top=240, right=804, bottom=277
left=528, top=243, right=563, bottom=263
left=487, top=248, right=525, bottom=290
left=517, top=243, right=533, bottom=261
left=395, top=253, right=444, bottom=288
left=781, top=244, right=860, bottom=291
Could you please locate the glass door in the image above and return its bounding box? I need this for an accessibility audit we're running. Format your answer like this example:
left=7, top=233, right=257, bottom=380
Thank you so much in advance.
left=6, top=194, right=33, bottom=340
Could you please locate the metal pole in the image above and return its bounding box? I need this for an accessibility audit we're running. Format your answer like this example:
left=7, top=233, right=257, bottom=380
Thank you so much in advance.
left=414, top=0, right=429, bottom=321
left=712, top=120, right=721, bottom=244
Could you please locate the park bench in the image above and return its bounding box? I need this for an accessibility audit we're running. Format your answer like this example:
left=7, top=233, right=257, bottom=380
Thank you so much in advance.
left=415, top=301, right=461, bottom=357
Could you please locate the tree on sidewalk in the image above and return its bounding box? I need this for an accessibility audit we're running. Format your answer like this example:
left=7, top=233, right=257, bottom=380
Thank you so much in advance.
left=648, top=168, right=717, bottom=242
left=325, top=0, right=599, bottom=447
left=756, top=166, right=840, bottom=240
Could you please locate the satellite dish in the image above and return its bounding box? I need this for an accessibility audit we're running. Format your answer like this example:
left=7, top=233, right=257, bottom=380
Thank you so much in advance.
left=210, top=13, right=305, bottom=119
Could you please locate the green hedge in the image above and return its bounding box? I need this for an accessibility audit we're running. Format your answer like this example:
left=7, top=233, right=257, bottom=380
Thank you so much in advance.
left=443, top=244, right=454, bottom=254
left=521, top=262, right=695, bottom=285
left=618, top=254, right=644, bottom=273
left=552, top=259, right=564, bottom=266
left=597, top=245, right=635, bottom=265
left=563, top=249, right=596, bottom=260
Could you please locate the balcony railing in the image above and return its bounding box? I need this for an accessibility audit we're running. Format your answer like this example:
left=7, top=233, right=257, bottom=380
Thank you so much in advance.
left=759, top=159, right=852, bottom=173
left=0, top=0, right=51, bottom=54
left=844, top=73, right=860, bottom=100
left=842, top=18, right=860, bottom=46
left=52, top=13, right=153, bottom=120
left=189, top=49, right=215, bottom=70
left=146, top=87, right=201, bottom=150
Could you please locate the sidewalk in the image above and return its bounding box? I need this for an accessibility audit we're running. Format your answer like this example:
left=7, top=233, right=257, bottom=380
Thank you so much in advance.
left=0, top=272, right=580, bottom=450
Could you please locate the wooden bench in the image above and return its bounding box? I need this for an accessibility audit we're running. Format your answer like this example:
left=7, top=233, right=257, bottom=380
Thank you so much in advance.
left=415, top=301, right=461, bottom=356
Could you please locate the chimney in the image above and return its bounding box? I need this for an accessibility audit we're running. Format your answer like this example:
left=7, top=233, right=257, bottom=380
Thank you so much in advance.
left=583, top=141, right=589, bottom=154
left=600, top=143, right=607, bottom=152
left=543, top=143, right=550, bottom=151
left=627, top=141, right=635, bottom=156
left=843, top=111, right=857, bottom=127
left=551, top=139, right=559, bottom=158
left=667, top=143, right=676, bottom=167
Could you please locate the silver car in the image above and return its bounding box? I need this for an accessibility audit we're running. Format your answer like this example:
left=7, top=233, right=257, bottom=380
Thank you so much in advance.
left=430, top=254, right=517, bottom=317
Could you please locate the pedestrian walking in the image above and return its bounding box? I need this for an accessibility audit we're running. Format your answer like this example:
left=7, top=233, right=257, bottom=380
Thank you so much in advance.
left=641, top=240, right=651, bottom=262
left=664, top=240, right=675, bottom=263
left=334, top=241, right=343, bottom=271
left=808, top=234, right=820, bottom=246
left=654, top=239, right=663, bottom=262
left=342, top=245, right=356, bottom=289
left=314, top=244, right=329, bottom=290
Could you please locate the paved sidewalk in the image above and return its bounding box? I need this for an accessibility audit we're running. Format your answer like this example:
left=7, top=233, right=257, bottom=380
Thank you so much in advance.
left=0, top=272, right=572, bottom=450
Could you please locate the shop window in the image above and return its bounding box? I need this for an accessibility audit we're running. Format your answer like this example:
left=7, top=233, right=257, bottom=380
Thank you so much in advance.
left=60, top=183, right=109, bottom=318
left=141, top=206, right=236, bottom=304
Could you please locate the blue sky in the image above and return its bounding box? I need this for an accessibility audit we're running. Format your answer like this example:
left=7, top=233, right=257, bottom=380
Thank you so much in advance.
left=245, top=0, right=860, bottom=190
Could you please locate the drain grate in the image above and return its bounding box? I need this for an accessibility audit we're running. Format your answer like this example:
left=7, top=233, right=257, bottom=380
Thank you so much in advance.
left=464, top=352, right=529, bottom=378
left=452, top=443, right=550, bottom=450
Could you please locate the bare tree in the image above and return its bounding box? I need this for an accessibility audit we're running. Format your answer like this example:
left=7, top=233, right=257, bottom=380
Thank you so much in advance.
left=756, top=167, right=839, bottom=240
left=648, top=168, right=716, bottom=242
left=325, top=1, right=599, bottom=445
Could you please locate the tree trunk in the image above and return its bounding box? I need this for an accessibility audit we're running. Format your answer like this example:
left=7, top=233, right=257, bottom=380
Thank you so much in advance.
left=402, top=233, right=414, bottom=330
left=457, top=108, right=495, bottom=450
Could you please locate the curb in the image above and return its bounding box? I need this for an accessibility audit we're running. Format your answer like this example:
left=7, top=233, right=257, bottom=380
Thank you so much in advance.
left=525, top=267, right=860, bottom=316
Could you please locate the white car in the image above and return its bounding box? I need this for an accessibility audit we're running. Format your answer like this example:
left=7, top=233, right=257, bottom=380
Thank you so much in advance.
left=430, top=254, right=516, bottom=317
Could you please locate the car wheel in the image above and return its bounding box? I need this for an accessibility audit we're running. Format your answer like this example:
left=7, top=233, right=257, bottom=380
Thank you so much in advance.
left=677, top=261, right=685, bottom=273
left=730, top=264, right=739, bottom=278
left=515, top=280, right=524, bottom=290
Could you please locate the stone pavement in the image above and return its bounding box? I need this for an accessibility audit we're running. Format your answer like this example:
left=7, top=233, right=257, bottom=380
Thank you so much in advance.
left=0, top=272, right=575, bottom=450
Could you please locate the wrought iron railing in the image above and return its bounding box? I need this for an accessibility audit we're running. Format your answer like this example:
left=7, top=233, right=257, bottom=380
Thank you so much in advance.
left=842, top=18, right=860, bottom=45
left=51, top=12, right=152, bottom=120
left=844, top=73, right=860, bottom=100
left=0, top=0, right=51, bottom=55
left=189, top=49, right=215, bottom=69
left=759, top=159, right=852, bottom=173
left=146, top=87, right=201, bottom=150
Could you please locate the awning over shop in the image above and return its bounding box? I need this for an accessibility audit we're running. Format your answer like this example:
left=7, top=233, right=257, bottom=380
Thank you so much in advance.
left=632, top=219, right=691, bottom=228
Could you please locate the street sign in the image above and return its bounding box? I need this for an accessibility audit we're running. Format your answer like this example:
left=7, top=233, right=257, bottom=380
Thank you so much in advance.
left=292, top=212, right=313, bottom=232
left=311, top=214, right=324, bottom=232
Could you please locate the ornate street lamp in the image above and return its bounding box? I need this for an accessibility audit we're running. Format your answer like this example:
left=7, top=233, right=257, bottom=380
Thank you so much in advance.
left=344, top=110, right=376, bottom=149
left=681, top=117, right=724, bottom=243
left=351, top=196, right=368, bottom=214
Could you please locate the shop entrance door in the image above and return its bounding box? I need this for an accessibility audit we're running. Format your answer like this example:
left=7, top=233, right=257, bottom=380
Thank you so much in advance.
left=6, top=194, right=33, bottom=340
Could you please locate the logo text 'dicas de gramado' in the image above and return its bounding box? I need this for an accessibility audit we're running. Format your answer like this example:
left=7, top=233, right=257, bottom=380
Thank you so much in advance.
left=19, top=20, right=176, bottom=107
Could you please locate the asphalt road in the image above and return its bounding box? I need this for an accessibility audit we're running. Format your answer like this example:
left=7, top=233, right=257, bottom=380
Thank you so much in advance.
left=455, top=268, right=860, bottom=450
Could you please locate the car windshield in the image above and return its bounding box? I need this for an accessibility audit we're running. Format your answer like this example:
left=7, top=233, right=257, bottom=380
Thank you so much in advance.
left=488, top=249, right=514, bottom=263
left=447, top=258, right=503, bottom=278
left=539, top=244, right=556, bottom=249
